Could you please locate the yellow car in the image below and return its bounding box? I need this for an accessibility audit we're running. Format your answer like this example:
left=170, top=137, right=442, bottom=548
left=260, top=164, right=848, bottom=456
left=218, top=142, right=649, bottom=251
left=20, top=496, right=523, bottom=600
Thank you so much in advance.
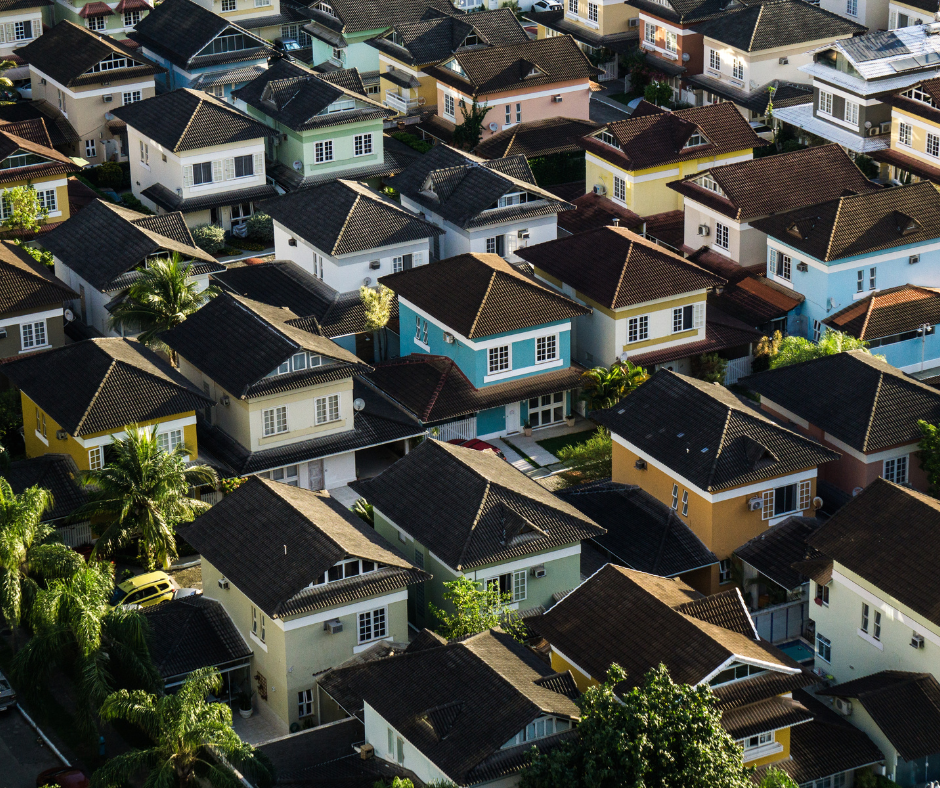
left=110, top=571, right=175, bottom=609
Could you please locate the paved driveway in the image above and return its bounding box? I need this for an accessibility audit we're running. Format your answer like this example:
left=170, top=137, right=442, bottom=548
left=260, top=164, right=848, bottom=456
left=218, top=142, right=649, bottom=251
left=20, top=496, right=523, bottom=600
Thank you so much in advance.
left=589, top=93, right=632, bottom=125
left=0, top=707, right=63, bottom=788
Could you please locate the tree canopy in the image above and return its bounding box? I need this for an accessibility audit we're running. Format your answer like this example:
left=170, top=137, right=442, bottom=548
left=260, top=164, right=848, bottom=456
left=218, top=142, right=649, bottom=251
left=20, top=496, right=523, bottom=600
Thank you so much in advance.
left=766, top=328, right=883, bottom=369
left=430, top=576, right=525, bottom=641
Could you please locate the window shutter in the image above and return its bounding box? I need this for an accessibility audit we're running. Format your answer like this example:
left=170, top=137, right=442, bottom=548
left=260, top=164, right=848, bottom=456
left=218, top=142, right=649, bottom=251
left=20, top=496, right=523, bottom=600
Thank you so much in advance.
left=413, top=251, right=422, bottom=266
left=212, top=160, right=223, bottom=182
left=889, top=9, right=897, bottom=26
left=798, top=480, right=811, bottom=511
left=762, top=489, right=774, bottom=520
left=693, top=302, right=705, bottom=328
left=0, top=25, right=7, bottom=43
left=31, top=17, right=41, bottom=37
left=402, top=253, right=412, bottom=270
left=253, top=151, right=263, bottom=176
left=183, top=165, right=193, bottom=188
left=506, top=233, right=518, bottom=255
left=223, top=157, right=235, bottom=180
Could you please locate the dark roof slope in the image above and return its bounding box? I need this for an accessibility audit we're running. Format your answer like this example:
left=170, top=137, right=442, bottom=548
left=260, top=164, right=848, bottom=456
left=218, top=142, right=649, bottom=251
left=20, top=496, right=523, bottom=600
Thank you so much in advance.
left=1, top=338, right=212, bottom=437
left=626, top=0, right=765, bottom=25
left=0, top=125, right=80, bottom=187
left=351, top=439, right=604, bottom=570
left=751, top=181, right=940, bottom=262
left=593, top=370, right=838, bottom=492
left=303, top=0, right=458, bottom=36
left=182, top=476, right=427, bottom=618
left=475, top=117, right=601, bottom=160
left=824, top=284, right=940, bottom=340
left=0, top=240, right=76, bottom=314
left=518, top=225, right=724, bottom=309
left=112, top=88, right=274, bottom=153
left=4, top=454, right=87, bottom=523
left=741, top=350, right=940, bottom=453
left=735, top=516, right=822, bottom=590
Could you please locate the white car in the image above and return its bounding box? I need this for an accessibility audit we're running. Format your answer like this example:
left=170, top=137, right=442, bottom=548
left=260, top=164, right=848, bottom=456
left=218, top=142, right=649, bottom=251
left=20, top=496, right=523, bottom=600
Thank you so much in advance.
left=532, top=0, right=563, bottom=10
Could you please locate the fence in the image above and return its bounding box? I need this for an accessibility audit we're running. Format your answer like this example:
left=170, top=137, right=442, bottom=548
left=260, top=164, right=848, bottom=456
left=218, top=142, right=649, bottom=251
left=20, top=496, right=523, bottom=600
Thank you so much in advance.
left=724, top=355, right=753, bottom=386
left=751, top=597, right=808, bottom=643
left=57, top=520, right=94, bottom=548
left=201, top=489, right=224, bottom=506
left=431, top=417, right=476, bottom=443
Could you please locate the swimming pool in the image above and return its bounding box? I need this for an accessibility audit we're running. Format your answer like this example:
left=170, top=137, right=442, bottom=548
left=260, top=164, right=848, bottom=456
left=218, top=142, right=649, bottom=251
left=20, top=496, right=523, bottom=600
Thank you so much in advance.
left=777, top=640, right=815, bottom=663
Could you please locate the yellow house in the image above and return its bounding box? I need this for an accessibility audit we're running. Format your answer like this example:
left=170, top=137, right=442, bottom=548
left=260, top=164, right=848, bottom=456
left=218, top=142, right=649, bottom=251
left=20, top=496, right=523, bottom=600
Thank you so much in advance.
left=536, top=564, right=884, bottom=782
left=3, top=337, right=211, bottom=471
left=581, top=100, right=768, bottom=214
left=872, top=77, right=940, bottom=185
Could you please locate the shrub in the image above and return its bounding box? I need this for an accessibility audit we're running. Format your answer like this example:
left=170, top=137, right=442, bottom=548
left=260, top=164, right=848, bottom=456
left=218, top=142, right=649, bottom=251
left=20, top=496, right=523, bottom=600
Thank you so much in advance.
left=95, top=162, right=124, bottom=189
left=245, top=212, right=274, bottom=244
left=190, top=223, right=227, bottom=254
left=390, top=131, right=433, bottom=154
left=16, top=241, right=53, bottom=267
left=120, top=193, right=154, bottom=214
left=691, top=352, right=728, bottom=384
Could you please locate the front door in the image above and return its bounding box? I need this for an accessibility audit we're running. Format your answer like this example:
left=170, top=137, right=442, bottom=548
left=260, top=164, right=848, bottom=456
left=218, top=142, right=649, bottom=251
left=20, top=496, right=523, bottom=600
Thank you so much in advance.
left=528, top=392, right=565, bottom=428
left=308, top=459, right=324, bottom=491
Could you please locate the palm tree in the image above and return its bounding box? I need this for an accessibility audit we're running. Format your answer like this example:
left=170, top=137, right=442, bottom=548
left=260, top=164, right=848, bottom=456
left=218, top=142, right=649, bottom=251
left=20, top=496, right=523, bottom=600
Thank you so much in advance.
left=0, top=479, right=82, bottom=650
left=769, top=328, right=885, bottom=370
left=91, top=667, right=274, bottom=788
left=13, top=561, right=159, bottom=734
left=108, top=254, right=218, bottom=364
left=74, top=426, right=218, bottom=570
left=580, top=360, right=649, bottom=411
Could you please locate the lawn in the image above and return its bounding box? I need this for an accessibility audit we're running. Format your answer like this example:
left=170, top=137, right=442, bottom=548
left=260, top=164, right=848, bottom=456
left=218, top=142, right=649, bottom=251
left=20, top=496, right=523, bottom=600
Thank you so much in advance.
left=604, top=90, right=643, bottom=106
left=536, top=428, right=599, bottom=458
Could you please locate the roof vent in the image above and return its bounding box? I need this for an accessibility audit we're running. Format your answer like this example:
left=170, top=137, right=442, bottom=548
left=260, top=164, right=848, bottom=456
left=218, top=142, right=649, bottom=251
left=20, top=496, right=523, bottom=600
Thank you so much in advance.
left=611, top=217, right=620, bottom=226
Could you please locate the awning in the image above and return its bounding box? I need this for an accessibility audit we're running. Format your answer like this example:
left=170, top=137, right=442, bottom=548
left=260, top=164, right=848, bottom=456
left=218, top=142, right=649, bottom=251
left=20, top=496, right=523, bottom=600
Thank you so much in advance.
left=303, top=19, right=347, bottom=48
left=115, top=0, right=152, bottom=10
left=106, top=118, right=127, bottom=132
left=78, top=2, right=114, bottom=17
left=141, top=182, right=279, bottom=213
left=870, top=147, right=940, bottom=183
left=381, top=68, right=420, bottom=90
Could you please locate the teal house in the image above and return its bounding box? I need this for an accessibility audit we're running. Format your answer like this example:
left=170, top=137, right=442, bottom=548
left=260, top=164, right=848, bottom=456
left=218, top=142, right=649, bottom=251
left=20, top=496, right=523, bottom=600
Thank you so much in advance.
left=368, top=252, right=589, bottom=440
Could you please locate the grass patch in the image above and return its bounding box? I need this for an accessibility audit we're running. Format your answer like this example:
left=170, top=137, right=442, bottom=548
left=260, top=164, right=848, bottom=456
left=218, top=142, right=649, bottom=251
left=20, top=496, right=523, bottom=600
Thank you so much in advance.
left=536, top=429, right=598, bottom=458
left=604, top=90, right=643, bottom=106
left=500, top=437, right=540, bottom=468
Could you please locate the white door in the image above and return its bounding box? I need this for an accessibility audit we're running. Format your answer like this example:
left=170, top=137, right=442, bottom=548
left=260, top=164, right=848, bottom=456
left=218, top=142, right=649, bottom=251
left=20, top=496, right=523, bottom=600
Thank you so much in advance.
left=308, top=459, right=324, bottom=491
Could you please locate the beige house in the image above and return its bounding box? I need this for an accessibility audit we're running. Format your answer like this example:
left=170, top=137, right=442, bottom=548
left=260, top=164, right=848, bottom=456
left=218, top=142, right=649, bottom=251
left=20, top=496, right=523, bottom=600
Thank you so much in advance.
left=889, top=0, right=936, bottom=28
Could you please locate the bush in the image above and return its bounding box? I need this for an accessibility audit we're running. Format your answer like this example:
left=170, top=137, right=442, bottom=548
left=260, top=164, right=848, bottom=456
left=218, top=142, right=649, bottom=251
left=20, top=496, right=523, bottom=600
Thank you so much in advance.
left=190, top=223, right=227, bottom=254
left=16, top=241, right=53, bottom=267
left=0, top=388, right=24, bottom=458
left=691, top=352, right=728, bottom=384
left=95, top=162, right=124, bottom=189
left=245, top=212, right=274, bottom=244
left=120, top=193, right=154, bottom=214
left=390, top=131, right=433, bottom=154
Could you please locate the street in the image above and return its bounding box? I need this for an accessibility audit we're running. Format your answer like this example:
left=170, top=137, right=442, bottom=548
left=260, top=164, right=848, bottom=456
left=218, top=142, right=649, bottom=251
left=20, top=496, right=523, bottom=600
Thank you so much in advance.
left=0, top=707, right=63, bottom=788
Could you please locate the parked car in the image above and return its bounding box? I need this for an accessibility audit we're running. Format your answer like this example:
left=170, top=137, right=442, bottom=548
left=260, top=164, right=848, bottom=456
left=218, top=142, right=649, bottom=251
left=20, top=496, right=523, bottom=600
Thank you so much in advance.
left=36, top=767, right=90, bottom=788
left=531, top=0, right=563, bottom=10
left=447, top=438, right=507, bottom=460
left=110, top=571, right=175, bottom=609
left=0, top=669, right=15, bottom=710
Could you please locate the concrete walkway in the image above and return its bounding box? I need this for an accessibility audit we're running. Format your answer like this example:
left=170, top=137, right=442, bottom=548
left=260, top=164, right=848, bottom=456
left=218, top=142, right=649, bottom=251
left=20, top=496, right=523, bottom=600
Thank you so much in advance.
left=327, top=485, right=361, bottom=508
left=499, top=417, right=596, bottom=477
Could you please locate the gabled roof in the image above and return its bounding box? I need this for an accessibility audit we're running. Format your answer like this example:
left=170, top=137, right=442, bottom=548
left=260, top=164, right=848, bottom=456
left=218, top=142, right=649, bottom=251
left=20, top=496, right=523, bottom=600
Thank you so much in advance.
left=0, top=125, right=80, bottom=186
left=518, top=225, right=724, bottom=310
left=1, top=338, right=212, bottom=437
left=824, top=284, right=940, bottom=340
left=751, top=181, right=940, bottom=262
left=475, top=117, right=602, bottom=160
left=380, top=252, right=588, bottom=339
left=807, top=25, right=940, bottom=84
left=4, top=454, right=87, bottom=523
left=593, top=370, right=839, bottom=492
left=18, top=21, right=164, bottom=88
left=262, top=179, right=443, bottom=256
left=886, top=75, right=940, bottom=125
left=580, top=102, right=767, bottom=172
left=350, top=439, right=604, bottom=571
left=318, top=628, right=581, bottom=785
left=302, top=0, right=458, bottom=36
left=42, top=200, right=220, bottom=293
left=183, top=476, right=426, bottom=618
left=667, top=144, right=876, bottom=223
left=232, top=59, right=390, bottom=132
left=735, top=516, right=822, bottom=590
left=160, top=290, right=367, bottom=399
left=112, top=88, right=275, bottom=153
left=0, top=240, right=76, bottom=315
left=741, top=350, right=940, bottom=453
left=536, top=564, right=800, bottom=689
left=808, top=478, right=940, bottom=628
left=626, top=0, right=764, bottom=26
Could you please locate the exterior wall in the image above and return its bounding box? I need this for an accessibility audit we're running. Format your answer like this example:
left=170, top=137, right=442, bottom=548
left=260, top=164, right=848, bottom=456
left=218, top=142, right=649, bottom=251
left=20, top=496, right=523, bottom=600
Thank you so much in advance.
left=818, top=0, right=887, bottom=33
left=810, top=76, right=892, bottom=149
left=309, top=32, right=382, bottom=76
left=378, top=55, right=437, bottom=111
left=0, top=6, right=45, bottom=57
left=888, top=1, right=934, bottom=27
left=186, top=0, right=279, bottom=24
left=682, top=199, right=769, bottom=266
left=563, top=0, right=637, bottom=38
left=0, top=307, right=66, bottom=361
left=140, top=48, right=267, bottom=99
left=52, top=0, right=152, bottom=40
left=639, top=16, right=703, bottom=79
left=891, top=105, right=940, bottom=172
left=363, top=703, right=453, bottom=785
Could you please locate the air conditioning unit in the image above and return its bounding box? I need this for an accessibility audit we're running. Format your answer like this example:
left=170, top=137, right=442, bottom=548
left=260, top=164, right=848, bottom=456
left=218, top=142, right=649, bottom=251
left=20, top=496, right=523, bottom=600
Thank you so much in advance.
left=869, top=127, right=881, bottom=137
left=552, top=95, right=563, bottom=103
left=324, top=619, right=343, bottom=634
left=443, top=332, right=455, bottom=344
left=55, top=429, right=66, bottom=440
left=748, top=497, right=763, bottom=511
left=369, top=260, right=381, bottom=269
left=102, top=95, right=113, bottom=103
left=518, top=229, right=530, bottom=239
left=910, top=253, right=921, bottom=264
left=218, top=577, right=230, bottom=590
left=593, top=183, right=606, bottom=195
left=797, top=261, right=808, bottom=272
left=833, top=698, right=853, bottom=716
left=912, top=632, right=926, bottom=649
left=0, top=327, right=6, bottom=338
left=697, top=224, right=710, bottom=236
left=272, top=136, right=280, bottom=146
left=881, top=121, right=891, bottom=133
left=779, top=56, right=789, bottom=64
left=288, top=237, right=297, bottom=247
left=635, top=458, right=647, bottom=470
left=531, top=564, right=547, bottom=578
left=359, top=743, right=375, bottom=760
left=628, top=17, right=640, bottom=26
left=39, top=78, right=46, bottom=85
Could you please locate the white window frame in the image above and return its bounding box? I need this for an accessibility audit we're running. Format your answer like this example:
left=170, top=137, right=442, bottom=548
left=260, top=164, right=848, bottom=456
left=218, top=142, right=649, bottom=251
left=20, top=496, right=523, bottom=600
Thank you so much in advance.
left=86, top=15, right=106, bottom=30
left=883, top=455, right=908, bottom=484
left=732, top=59, right=743, bottom=80
left=671, top=483, right=679, bottom=510
left=85, top=139, right=97, bottom=158
left=709, top=49, right=720, bottom=70
left=627, top=314, right=649, bottom=343
left=816, top=632, right=831, bottom=662
left=20, top=319, right=46, bottom=349
left=298, top=689, right=314, bottom=718
left=899, top=122, right=913, bottom=147
left=444, top=93, right=455, bottom=119
left=262, top=405, right=288, bottom=436
left=88, top=447, right=102, bottom=471
left=123, top=9, right=141, bottom=26
left=358, top=606, right=388, bottom=644
left=314, top=140, right=334, bottom=164
left=353, top=133, right=373, bottom=157
left=488, top=345, right=510, bottom=374
left=665, top=30, right=677, bottom=53
left=535, top=334, right=558, bottom=364
left=681, top=490, right=689, bottom=516
left=122, top=90, right=142, bottom=104
left=762, top=480, right=811, bottom=519
left=315, top=393, right=341, bottom=425
left=644, top=22, right=657, bottom=45
left=588, top=1, right=598, bottom=21
left=846, top=0, right=858, bottom=15
left=156, top=428, right=183, bottom=453
left=715, top=222, right=729, bottom=250
left=613, top=175, right=625, bottom=202
left=718, top=558, right=732, bottom=583
left=844, top=100, right=859, bottom=126
left=928, top=133, right=940, bottom=158
left=818, top=91, right=833, bottom=117
left=221, top=0, right=236, bottom=9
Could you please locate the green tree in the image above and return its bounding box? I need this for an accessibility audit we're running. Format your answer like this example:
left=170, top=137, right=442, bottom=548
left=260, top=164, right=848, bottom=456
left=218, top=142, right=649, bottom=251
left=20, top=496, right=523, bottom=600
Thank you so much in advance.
left=452, top=98, right=491, bottom=150
left=644, top=80, right=673, bottom=107
left=74, top=426, right=218, bottom=570
left=758, top=769, right=798, bottom=788
left=556, top=429, right=612, bottom=487
left=1, top=185, right=48, bottom=238
left=580, top=360, right=648, bottom=411
left=769, top=328, right=883, bottom=369
left=520, top=664, right=752, bottom=788
left=360, top=284, right=395, bottom=361
left=430, top=576, right=525, bottom=641
left=691, top=352, right=728, bottom=384
left=0, top=479, right=82, bottom=649
left=108, top=254, right=218, bottom=364
left=91, top=667, right=274, bottom=788
left=918, top=420, right=940, bottom=498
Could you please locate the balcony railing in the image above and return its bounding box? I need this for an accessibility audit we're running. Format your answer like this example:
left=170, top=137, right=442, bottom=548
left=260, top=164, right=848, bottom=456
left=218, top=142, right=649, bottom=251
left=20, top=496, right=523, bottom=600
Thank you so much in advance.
left=385, top=91, right=425, bottom=115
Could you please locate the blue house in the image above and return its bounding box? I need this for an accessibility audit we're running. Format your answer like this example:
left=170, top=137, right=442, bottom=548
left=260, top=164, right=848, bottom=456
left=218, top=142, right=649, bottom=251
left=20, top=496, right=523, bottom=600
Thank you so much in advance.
left=751, top=181, right=940, bottom=353
left=368, top=252, right=590, bottom=439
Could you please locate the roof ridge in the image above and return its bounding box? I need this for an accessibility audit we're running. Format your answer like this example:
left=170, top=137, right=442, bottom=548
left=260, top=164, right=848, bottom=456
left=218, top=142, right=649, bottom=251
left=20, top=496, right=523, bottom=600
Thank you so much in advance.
left=73, top=353, right=117, bottom=436
left=173, top=92, right=205, bottom=153
left=861, top=370, right=886, bottom=453
left=467, top=268, right=498, bottom=339
left=747, top=4, right=763, bottom=51
left=423, top=358, right=457, bottom=420
left=455, top=480, right=491, bottom=570
left=857, top=292, right=877, bottom=339
left=707, top=406, right=735, bottom=491
left=823, top=193, right=847, bottom=262
left=228, top=295, right=302, bottom=394
left=610, top=238, right=636, bottom=310
left=332, top=194, right=362, bottom=255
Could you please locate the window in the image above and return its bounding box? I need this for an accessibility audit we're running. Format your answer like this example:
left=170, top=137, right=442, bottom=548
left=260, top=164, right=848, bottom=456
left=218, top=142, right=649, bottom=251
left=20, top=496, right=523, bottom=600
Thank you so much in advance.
left=140, top=140, right=149, bottom=164
left=528, top=391, right=565, bottom=427
left=505, top=104, right=512, bottom=125
left=673, top=305, right=694, bottom=333
left=487, top=571, right=527, bottom=602
left=280, top=23, right=311, bottom=46
left=900, top=122, right=913, bottom=146
left=192, top=161, right=213, bottom=185
left=671, top=483, right=679, bottom=510
left=644, top=22, right=657, bottom=45
left=732, top=59, right=743, bottom=80
left=202, top=33, right=252, bottom=56
left=353, top=133, right=373, bottom=156
left=20, top=320, right=46, bottom=349
left=86, top=15, right=106, bottom=30
left=358, top=607, right=387, bottom=643
left=869, top=266, right=876, bottom=290
left=613, top=175, right=625, bottom=202
left=444, top=93, right=455, bottom=118
left=683, top=132, right=707, bottom=148
left=681, top=490, right=689, bottom=516
left=709, top=49, right=720, bottom=70
left=861, top=602, right=869, bottom=633
left=815, top=582, right=829, bottom=606
left=414, top=316, right=429, bottom=345
left=85, top=139, right=97, bottom=159
left=844, top=100, right=859, bottom=126
left=122, top=90, right=141, bottom=104
left=314, top=140, right=333, bottom=163
left=846, top=0, right=857, bottom=15
left=262, top=406, right=288, bottom=436
left=156, top=429, right=182, bottom=453
left=884, top=456, right=908, bottom=484
left=251, top=606, right=265, bottom=642
left=488, top=345, right=510, bottom=374
left=12, top=20, right=31, bottom=40
left=742, top=732, right=774, bottom=752
left=762, top=480, right=811, bottom=519
left=802, top=774, right=848, bottom=788
left=298, top=689, right=313, bottom=718
left=799, top=481, right=811, bottom=512
left=234, top=154, right=254, bottom=178
left=485, top=235, right=505, bottom=256
left=816, top=632, right=831, bottom=662
left=536, top=335, right=557, bottom=363
left=598, top=130, right=619, bottom=148
left=627, top=315, right=649, bottom=343
left=709, top=662, right=766, bottom=686
left=813, top=319, right=822, bottom=343
left=222, top=0, right=236, bottom=9
left=331, top=45, right=345, bottom=63
left=718, top=558, right=732, bottom=583
left=516, top=102, right=522, bottom=123
left=387, top=728, right=394, bottom=756
left=665, top=30, right=677, bottom=53
left=902, top=85, right=934, bottom=106
left=588, top=1, right=598, bottom=20
left=396, top=737, right=404, bottom=766
left=34, top=408, right=45, bottom=438
left=123, top=10, right=141, bottom=26
left=928, top=134, right=940, bottom=158
left=856, top=269, right=864, bottom=293
left=568, top=0, right=577, bottom=12
left=874, top=611, right=881, bottom=640
left=315, top=394, right=340, bottom=425
left=818, top=91, right=833, bottom=116
left=715, top=222, right=729, bottom=250
left=771, top=249, right=791, bottom=281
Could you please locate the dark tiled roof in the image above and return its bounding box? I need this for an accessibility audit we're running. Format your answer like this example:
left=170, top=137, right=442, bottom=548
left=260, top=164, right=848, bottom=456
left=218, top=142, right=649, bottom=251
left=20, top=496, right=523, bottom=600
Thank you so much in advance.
left=593, top=370, right=839, bottom=492
left=721, top=695, right=813, bottom=739
left=536, top=564, right=800, bottom=688
left=0, top=0, right=51, bottom=9
left=318, top=629, right=581, bottom=785
left=0, top=240, right=76, bottom=315
left=713, top=668, right=818, bottom=711
left=735, top=516, right=822, bottom=590
left=18, top=21, right=164, bottom=88
left=182, top=475, right=427, bottom=618
left=302, top=0, right=458, bottom=37
left=555, top=193, right=641, bottom=236
left=625, top=0, right=773, bottom=25
left=740, top=350, right=940, bottom=453
left=751, top=181, right=940, bottom=262
left=112, top=88, right=274, bottom=153
left=0, top=106, right=74, bottom=148
left=819, top=672, right=940, bottom=762
left=140, top=183, right=278, bottom=214
left=142, top=595, right=252, bottom=681
left=581, top=102, right=767, bottom=172
left=824, top=284, right=940, bottom=340
left=475, top=117, right=602, bottom=160
left=262, top=179, right=442, bottom=256
left=556, top=481, right=717, bottom=577
left=667, top=144, right=876, bottom=222
left=160, top=291, right=367, bottom=399
left=1, top=338, right=212, bottom=437
left=674, top=588, right=757, bottom=637
left=809, top=478, right=940, bottom=629
left=4, top=454, right=87, bottom=523
left=684, top=75, right=813, bottom=116
left=351, top=438, right=605, bottom=570
left=519, top=225, right=724, bottom=309
left=41, top=200, right=219, bottom=292
left=871, top=146, right=940, bottom=185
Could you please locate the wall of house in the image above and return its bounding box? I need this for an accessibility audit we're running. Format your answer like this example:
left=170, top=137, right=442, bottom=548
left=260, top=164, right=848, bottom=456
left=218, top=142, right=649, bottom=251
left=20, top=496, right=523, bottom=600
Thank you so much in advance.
left=52, top=0, right=151, bottom=40
left=683, top=199, right=768, bottom=266
left=563, top=0, right=637, bottom=38
left=310, top=33, right=381, bottom=76
left=818, top=0, right=886, bottom=33
left=269, top=116, right=385, bottom=183
left=811, top=78, right=891, bottom=146
left=363, top=703, right=454, bottom=785
left=891, top=105, right=940, bottom=172
left=888, top=1, right=932, bottom=28
left=639, top=16, right=703, bottom=78
left=0, top=7, right=45, bottom=58
left=0, top=307, right=66, bottom=360
left=186, top=0, right=279, bottom=24
left=378, top=56, right=438, bottom=109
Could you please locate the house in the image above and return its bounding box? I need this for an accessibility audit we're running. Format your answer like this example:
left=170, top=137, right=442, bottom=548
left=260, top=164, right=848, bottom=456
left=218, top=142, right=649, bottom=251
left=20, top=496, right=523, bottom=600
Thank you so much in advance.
left=43, top=199, right=223, bottom=337
left=580, top=101, right=767, bottom=215
left=1, top=337, right=212, bottom=470
left=667, top=144, right=878, bottom=269
left=533, top=563, right=884, bottom=783
left=0, top=241, right=76, bottom=361
left=113, top=88, right=278, bottom=232
left=263, top=179, right=443, bottom=292
left=819, top=0, right=887, bottom=33
left=52, top=0, right=153, bottom=40
left=419, top=35, right=596, bottom=141
left=803, top=478, right=940, bottom=783
left=186, top=0, right=300, bottom=62
left=365, top=8, right=529, bottom=117
left=592, top=369, right=840, bottom=594
left=17, top=20, right=164, bottom=164
left=750, top=180, right=940, bottom=345
left=232, top=61, right=397, bottom=190
left=373, top=251, right=589, bottom=436
left=871, top=76, right=940, bottom=186
left=182, top=474, right=429, bottom=732
left=473, top=116, right=601, bottom=161
left=160, top=290, right=425, bottom=489
left=387, top=144, right=574, bottom=262
left=4, top=454, right=91, bottom=546
left=130, top=0, right=276, bottom=101
left=317, top=628, right=582, bottom=787
left=351, top=439, right=605, bottom=625
left=0, top=0, right=48, bottom=58
left=889, top=0, right=937, bottom=29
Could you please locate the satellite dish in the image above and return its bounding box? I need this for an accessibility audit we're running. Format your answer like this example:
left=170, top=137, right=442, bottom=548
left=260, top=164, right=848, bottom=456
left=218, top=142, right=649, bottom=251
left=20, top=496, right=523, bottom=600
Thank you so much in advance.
left=488, top=122, right=499, bottom=131
left=353, top=398, right=365, bottom=412
left=292, top=160, right=304, bottom=171
left=64, top=308, right=74, bottom=322
left=363, top=276, right=372, bottom=286
left=682, top=52, right=690, bottom=62
left=864, top=120, right=872, bottom=129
